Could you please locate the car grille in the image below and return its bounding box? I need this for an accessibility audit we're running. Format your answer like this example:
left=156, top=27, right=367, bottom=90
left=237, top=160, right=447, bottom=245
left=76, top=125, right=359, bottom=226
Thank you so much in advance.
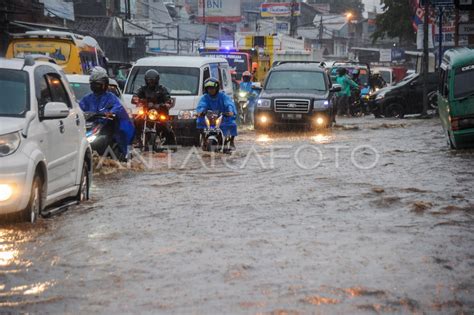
left=274, top=99, right=310, bottom=113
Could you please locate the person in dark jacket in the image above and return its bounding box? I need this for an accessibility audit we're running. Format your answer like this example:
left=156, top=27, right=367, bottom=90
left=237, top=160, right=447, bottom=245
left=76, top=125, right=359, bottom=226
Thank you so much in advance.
left=134, top=69, right=176, bottom=146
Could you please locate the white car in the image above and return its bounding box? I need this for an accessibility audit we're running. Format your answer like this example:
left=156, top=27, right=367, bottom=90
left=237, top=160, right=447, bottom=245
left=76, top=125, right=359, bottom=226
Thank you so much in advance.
left=0, top=57, right=92, bottom=223
left=67, top=74, right=124, bottom=102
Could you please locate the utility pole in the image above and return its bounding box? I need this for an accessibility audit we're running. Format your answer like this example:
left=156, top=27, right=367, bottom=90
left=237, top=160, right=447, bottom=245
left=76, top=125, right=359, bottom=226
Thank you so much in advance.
left=438, top=7, right=443, bottom=67
left=177, top=24, right=180, bottom=54
left=289, top=0, right=297, bottom=37
left=454, top=7, right=459, bottom=47
left=422, top=0, right=429, bottom=117
left=318, top=15, right=323, bottom=49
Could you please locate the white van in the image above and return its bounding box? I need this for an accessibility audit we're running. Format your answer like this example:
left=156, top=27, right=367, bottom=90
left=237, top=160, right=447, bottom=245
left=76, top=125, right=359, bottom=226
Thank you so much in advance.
left=123, top=56, right=234, bottom=146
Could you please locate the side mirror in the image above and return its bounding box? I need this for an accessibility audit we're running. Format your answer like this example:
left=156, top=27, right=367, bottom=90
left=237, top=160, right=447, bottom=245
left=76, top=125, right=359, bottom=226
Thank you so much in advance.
left=41, top=102, right=70, bottom=120
left=330, top=84, right=342, bottom=93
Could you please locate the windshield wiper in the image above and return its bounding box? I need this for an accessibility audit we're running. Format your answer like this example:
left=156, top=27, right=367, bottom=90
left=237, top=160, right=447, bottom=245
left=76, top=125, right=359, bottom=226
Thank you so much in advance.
left=457, top=92, right=474, bottom=101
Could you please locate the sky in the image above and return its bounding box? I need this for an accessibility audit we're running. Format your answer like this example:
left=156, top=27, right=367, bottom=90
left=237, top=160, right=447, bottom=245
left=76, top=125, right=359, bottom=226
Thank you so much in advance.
left=362, top=0, right=383, bottom=13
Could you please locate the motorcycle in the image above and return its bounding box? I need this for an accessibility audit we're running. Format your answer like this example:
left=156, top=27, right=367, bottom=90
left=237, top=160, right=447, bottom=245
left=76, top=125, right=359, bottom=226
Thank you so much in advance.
left=201, top=110, right=232, bottom=153
left=237, top=90, right=249, bottom=125
left=134, top=98, right=176, bottom=152
left=84, top=112, right=125, bottom=160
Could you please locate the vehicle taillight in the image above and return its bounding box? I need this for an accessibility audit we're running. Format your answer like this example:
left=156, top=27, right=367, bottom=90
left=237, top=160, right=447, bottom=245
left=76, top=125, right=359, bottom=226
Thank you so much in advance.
left=450, top=117, right=460, bottom=131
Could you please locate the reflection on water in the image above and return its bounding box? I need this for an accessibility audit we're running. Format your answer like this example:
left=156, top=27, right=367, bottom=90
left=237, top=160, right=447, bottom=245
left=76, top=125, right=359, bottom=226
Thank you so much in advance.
left=256, top=134, right=271, bottom=143
left=311, top=133, right=334, bottom=144
left=0, top=227, right=57, bottom=308
left=0, top=245, right=17, bottom=267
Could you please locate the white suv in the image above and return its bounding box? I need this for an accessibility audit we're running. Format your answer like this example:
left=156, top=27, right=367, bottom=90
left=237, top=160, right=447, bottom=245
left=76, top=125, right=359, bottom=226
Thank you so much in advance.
left=0, top=57, right=92, bottom=223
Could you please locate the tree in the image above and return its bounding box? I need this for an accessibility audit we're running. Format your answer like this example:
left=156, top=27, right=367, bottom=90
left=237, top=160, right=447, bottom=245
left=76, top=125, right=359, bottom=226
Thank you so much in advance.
left=371, top=0, right=416, bottom=45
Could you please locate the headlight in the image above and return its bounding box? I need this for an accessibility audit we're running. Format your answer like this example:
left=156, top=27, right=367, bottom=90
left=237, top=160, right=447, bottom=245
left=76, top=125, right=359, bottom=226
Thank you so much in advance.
left=87, top=135, right=97, bottom=143
left=215, top=116, right=222, bottom=128
left=0, top=132, right=21, bottom=157
left=239, top=91, right=247, bottom=98
left=313, top=100, right=329, bottom=109
left=178, top=110, right=197, bottom=120
left=148, top=109, right=159, bottom=121
left=0, top=184, right=14, bottom=202
left=375, top=94, right=385, bottom=100
left=137, top=107, right=146, bottom=117
left=257, top=99, right=271, bottom=108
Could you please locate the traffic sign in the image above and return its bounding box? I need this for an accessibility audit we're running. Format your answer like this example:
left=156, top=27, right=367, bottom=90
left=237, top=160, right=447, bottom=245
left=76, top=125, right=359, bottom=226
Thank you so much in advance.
left=459, top=23, right=474, bottom=35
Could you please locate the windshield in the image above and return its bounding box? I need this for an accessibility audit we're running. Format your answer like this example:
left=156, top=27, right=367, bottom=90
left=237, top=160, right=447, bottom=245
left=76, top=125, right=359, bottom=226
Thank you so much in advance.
left=126, top=66, right=200, bottom=96
left=70, top=82, right=121, bottom=101
left=454, top=65, right=474, bottom=99
left=12, top=40, right=72, bottom=65
left=0, top=69, right=29, bottom=117
left=201, top=52, right=249, bottom=80
left=265, top=71, right=327, bottom=91
left=379, top=70, right=391, bottom=83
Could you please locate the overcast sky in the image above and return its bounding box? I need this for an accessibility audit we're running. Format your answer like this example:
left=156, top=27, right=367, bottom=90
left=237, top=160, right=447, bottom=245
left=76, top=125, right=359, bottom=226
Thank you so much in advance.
left=362, top=0, right=383, bottom=13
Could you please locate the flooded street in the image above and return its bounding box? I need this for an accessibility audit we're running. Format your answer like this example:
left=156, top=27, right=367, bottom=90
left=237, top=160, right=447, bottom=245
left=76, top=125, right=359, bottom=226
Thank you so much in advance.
left=1, top=117, right=473, bottom=314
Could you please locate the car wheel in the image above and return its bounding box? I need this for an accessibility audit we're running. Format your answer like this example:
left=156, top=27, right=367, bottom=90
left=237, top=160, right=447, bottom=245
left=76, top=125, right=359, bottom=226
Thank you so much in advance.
left=428, top=91, right=438, bottom=110
left=76, top=162, right=90, bottom=202
left=385, top=103, right=404, bottom=118
left=22, top=175, right=42, bottom=223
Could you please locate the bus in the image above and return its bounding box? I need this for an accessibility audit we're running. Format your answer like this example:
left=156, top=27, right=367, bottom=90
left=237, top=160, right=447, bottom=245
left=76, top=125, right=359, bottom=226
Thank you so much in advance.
left=199, top=49, right=254, bottom=82
left=6, top=31, right=107, bottom=74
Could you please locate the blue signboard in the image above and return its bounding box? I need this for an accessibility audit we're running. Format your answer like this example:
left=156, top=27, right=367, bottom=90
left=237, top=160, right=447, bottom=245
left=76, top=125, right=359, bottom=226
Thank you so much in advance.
left=391, top=48, right=405, bottom=61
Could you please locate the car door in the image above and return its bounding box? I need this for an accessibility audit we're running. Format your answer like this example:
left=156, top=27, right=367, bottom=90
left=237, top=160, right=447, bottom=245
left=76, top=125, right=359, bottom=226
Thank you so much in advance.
left=45, top=72, right=79, bottom=190
left=34, top=67, right=67, bottom=195
left=408, top=77, right=424, bottom=114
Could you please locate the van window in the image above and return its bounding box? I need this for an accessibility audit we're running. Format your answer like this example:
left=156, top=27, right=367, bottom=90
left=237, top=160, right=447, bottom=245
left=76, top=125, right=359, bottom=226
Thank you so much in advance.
left=454, top=65, right=474, bottom=99
left=210, top=63, right=220, bottom=80
left=126, top=66, right=200, bottom=96
left=221, top=68, right=229, bottom=88
left=203, top=67, right=210, bottom=82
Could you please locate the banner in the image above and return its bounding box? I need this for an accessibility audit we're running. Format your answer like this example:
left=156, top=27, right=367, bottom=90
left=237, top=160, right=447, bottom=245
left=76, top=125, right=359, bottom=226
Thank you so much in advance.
left=260, top=3, right=301, bottom=18
left=197, top=0, right=241, bottom=23
left=417, top=24, right=435, bottom=49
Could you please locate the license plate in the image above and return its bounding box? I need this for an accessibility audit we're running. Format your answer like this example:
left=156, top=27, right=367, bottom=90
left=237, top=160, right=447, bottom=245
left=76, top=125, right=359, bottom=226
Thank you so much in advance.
left=282, top=114, right=302, bottom=120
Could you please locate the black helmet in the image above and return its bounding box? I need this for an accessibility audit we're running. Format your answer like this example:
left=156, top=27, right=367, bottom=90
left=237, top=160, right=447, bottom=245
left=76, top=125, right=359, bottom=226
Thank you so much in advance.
left=204, top=77, right=220, bottom=90
left=337, top=67, right=347, bottom=76
left=145, top=69, right=160, bottom=87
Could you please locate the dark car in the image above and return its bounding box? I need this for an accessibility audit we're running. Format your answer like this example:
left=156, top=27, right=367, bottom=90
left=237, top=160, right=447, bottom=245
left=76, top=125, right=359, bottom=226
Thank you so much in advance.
left=368, top=72, right=438, bottom=118
left=255, top=63, right=340, bottom=130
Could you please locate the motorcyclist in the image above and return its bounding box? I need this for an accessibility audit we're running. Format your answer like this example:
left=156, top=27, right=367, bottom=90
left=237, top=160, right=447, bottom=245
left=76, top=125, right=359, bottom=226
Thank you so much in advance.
left=335, top=67, right=359, bottom=116
left=239, top=71, right=258, bottom=126
left=134, top=69, right=176, bottom=146
left=79, top=70, right=135, bottom=160
left=196, top=78, right=238, bottom=149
